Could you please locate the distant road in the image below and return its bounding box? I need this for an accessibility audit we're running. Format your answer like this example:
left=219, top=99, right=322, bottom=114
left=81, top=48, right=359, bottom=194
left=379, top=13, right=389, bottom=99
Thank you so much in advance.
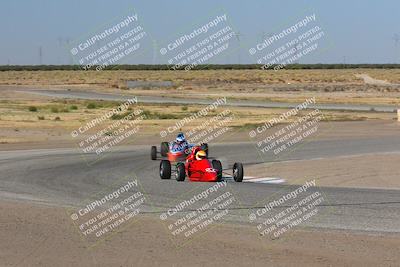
left=17, top=88, right=398, bottom=112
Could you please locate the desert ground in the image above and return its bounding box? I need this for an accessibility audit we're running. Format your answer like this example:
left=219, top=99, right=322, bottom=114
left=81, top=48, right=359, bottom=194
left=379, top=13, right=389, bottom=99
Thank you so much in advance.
left=0, top=69, right=400, bottom=266
left=1, top=200, right=399, bottom=267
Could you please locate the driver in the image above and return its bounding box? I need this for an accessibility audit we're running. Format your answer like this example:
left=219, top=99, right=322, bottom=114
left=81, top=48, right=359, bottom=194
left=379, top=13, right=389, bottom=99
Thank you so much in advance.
left=195, top=150, right=207, bottom=160
left=173, top=132, right=189, bottom=151
left=187, top=147, right=207, bottom=162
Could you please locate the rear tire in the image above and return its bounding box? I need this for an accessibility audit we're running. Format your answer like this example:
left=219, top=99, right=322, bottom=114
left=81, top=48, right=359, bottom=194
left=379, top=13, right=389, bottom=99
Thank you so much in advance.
left=160, top=142, right=169, bottom=157
left=233, top=162, right=243, bottom=182
left=160, top=160, right=171, bottom=179
left=212, top=160, right=222, bottom=182
left=176, top=163, right=186, bottom=181
left=151, top=146, right=157, bottom=160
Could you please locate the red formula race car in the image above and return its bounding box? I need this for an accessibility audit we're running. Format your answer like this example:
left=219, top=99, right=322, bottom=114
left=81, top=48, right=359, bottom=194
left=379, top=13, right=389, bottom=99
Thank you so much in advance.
left=157, top=145, right=243, bottom=182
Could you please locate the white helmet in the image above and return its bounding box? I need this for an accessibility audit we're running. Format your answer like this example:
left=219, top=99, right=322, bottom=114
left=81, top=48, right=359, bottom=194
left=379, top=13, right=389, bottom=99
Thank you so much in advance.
left=176, top=132, right=185, bottom=143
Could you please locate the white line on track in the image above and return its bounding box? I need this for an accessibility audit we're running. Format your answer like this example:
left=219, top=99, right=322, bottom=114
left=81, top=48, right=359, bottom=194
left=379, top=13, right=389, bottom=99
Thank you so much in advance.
left=243, top=176, right=286, bottom=184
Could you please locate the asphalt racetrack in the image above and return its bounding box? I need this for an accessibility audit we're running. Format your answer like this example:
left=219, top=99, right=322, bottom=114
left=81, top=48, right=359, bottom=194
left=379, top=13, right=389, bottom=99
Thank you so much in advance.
left=1, top=87, right=400, bottom=235
left=1, top=138, right=400, bottom=234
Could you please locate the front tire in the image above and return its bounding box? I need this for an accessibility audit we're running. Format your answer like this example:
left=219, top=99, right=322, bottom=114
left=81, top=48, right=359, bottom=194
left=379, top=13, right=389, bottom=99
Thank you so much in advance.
left=212, top=160, right=222, bottom=182
left=176, top=163, right=186, bottom=181
left=160, top=160, right=171, bottom=179
left=233, top=162, right=243, bottom=182
left=151, top=146, right=157, bottom=160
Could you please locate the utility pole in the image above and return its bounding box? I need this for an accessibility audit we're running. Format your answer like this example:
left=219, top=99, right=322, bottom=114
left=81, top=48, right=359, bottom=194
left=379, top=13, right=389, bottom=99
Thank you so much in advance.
left=393, top=34, right=400, bottom=63
left=39, top=46, right=43, bottom=65
left=260, top=31, right=269, bottom=44
left=233, top=31, right=242, bottom=65
left=152, top=40, right=158, bottom=65
left=66, top=37, right=73, bottom=65
left=57, top=37, right=63, bottom=65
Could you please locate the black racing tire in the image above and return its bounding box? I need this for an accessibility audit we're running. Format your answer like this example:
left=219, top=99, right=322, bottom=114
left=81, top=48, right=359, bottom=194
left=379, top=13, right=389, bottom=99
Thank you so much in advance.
left=151, top=146, right=157, bottom=160
left=176, top=162, right=186, bottom=181
left=160, top=142, right=169, bottom=157
left=160, top=160, right=171, bottom=179
left=212, top=159, right=222, bottom=182
left=233, top=162, right=243, bottom=182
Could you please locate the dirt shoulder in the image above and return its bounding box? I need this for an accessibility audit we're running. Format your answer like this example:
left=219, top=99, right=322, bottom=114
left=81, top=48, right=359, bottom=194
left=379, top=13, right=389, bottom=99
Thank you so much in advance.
left=246, top=152, right=400, bottom=189
left=0, top=200, right=398, bottom=267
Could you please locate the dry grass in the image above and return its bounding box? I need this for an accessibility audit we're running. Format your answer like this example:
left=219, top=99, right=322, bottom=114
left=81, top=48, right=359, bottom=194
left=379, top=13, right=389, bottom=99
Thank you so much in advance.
left=0, top=69, right=398, bottom=146
left=2, top=69, right=400, bottom=106
left=2, top=69, right=400, bottom=87
left=0, top=95, right=393, bottom=146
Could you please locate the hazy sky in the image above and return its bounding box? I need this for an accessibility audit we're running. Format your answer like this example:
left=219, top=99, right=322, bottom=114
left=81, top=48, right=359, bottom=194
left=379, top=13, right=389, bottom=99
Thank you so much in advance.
left=1, top=0, right=399, bottom=65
